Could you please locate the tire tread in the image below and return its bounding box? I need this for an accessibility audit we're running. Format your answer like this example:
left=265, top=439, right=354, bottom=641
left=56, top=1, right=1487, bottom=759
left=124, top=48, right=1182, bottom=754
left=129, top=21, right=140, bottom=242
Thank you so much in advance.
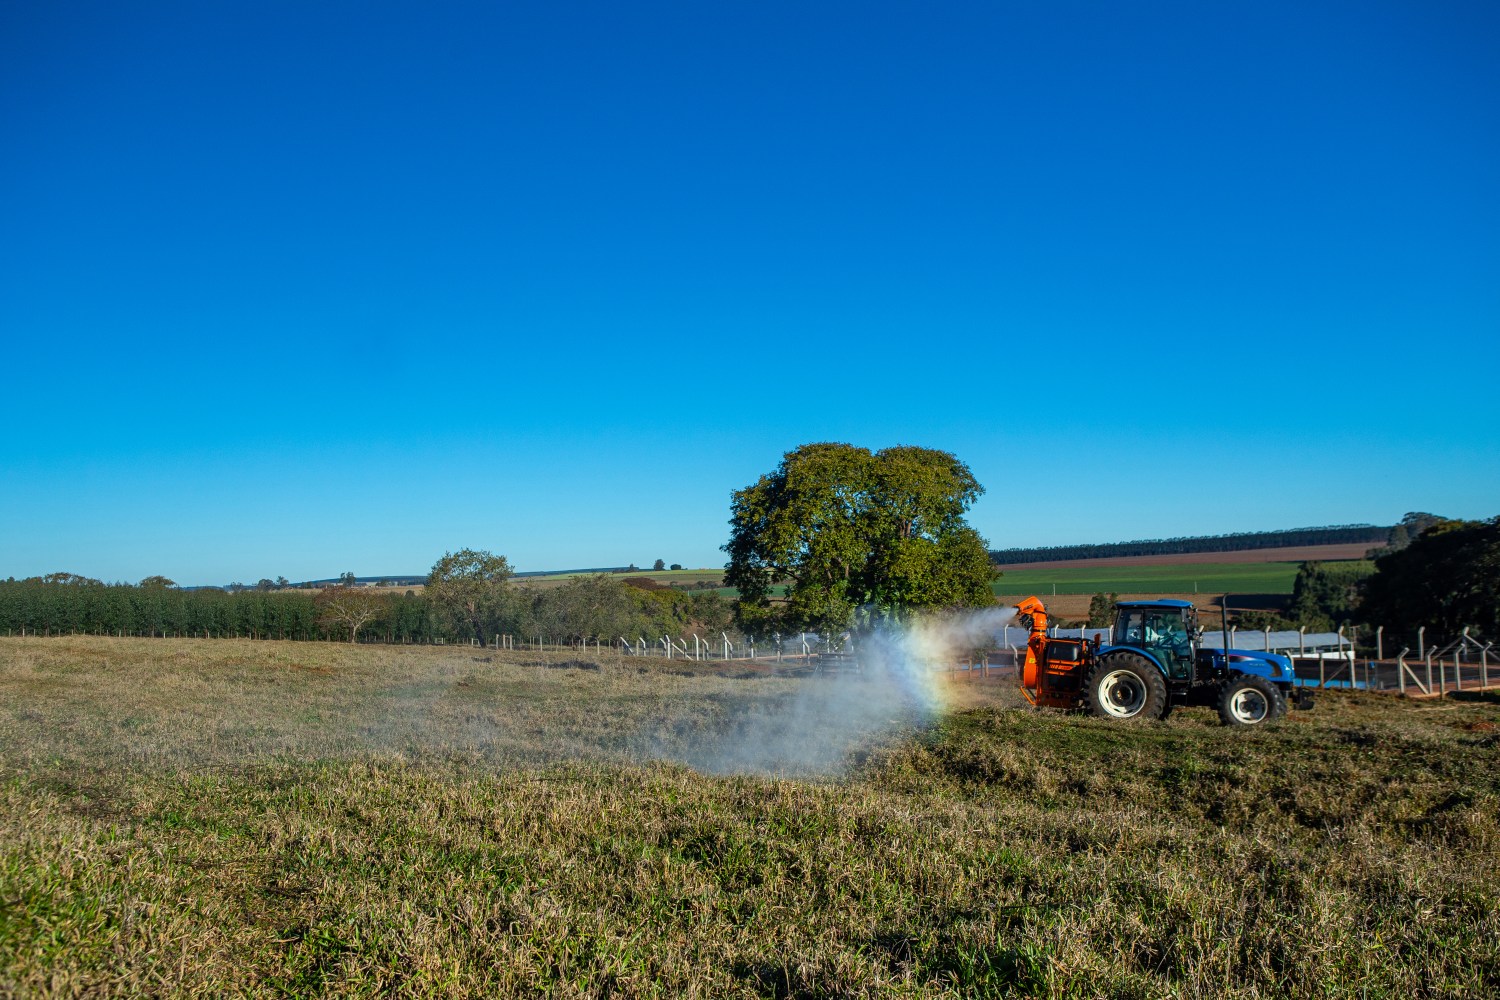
left=1086, top=652, right=1168, bottom=722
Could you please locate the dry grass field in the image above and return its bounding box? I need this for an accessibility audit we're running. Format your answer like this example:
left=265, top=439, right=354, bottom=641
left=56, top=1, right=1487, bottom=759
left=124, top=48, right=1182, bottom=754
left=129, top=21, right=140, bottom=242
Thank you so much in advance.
left=2, top=637, right=1498, bottom=998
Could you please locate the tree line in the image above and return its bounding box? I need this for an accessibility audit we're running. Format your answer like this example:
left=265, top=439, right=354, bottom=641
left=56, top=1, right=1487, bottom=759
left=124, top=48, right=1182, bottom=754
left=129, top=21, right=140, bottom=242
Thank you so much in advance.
left=988, top=524, right=1391, bottom=565
left=1133, top=514, right=1499, bottom=646
left=0, top=552, right=731, bottom=644
left=5, top=441, right=1493, bottom=651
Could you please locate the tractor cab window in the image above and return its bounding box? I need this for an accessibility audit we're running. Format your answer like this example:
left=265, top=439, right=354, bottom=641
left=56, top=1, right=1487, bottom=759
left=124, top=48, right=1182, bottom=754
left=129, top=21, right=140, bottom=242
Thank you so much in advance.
left=1144, top=612, right=1187, bottom=647
left=1114, top=607, right=1193, bottom=680
left=1116, top=609, right=1148, bottom=645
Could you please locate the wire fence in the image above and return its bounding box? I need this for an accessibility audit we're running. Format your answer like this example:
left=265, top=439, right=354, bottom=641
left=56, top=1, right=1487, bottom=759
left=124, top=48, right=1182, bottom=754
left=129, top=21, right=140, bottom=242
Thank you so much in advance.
left=7, top=622, right=1495, bottom=698
left=501, top=624, right=1498, bottom=699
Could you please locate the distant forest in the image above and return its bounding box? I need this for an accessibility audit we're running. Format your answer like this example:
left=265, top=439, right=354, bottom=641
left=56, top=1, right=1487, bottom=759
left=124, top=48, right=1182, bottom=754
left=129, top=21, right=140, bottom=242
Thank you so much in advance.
left=989, top=524, right=1391, bottom=565
left=0, top=576, right=730, bottom=644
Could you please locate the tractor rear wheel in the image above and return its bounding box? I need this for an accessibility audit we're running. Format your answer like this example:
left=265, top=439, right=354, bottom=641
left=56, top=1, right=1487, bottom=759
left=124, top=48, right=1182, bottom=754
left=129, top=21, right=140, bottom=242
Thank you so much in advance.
left=1217, top=676, right=1286, bottom=727
left=1086, top=653, right=1168, bottom=722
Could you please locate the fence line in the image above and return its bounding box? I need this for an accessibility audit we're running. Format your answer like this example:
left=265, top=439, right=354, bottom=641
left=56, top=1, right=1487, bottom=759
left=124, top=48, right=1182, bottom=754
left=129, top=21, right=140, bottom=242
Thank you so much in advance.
left=6, top=623, right=1496, bottom=697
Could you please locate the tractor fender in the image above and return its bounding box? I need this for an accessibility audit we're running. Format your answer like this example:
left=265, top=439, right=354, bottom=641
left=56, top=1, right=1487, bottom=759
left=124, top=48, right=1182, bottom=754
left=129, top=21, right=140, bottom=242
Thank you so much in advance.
left=1096, top=645, right=1170, bottom=677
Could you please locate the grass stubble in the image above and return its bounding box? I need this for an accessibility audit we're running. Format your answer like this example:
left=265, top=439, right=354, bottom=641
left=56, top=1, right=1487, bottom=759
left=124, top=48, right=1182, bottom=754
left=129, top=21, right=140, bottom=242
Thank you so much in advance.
left=0, top=637, right=1496, bottom=998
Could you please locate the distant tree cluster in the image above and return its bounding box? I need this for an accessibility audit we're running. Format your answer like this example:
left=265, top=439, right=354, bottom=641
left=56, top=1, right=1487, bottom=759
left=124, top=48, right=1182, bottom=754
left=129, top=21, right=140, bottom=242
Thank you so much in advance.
left=0, top=552, right=731, bottom=644
left=1360, top=516, right=1500, bottom=640
left=1286, top=561, right=1375, bottom=630
left=989, top=525, right=1390, bottom=565
left=416, top=551, right=731, bottom=642
left=1362, top=512, right=1446, bottom=559
left=524, top=574, right=730, bottom=642
left=0, top=578, right=331, bottom=639
left=1216, top=512, right=1496, bottom=644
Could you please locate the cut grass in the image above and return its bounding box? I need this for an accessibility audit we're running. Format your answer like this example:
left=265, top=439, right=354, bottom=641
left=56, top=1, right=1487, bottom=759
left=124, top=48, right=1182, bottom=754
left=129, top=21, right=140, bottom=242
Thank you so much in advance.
left=2, top=637, right=1497, bottom=997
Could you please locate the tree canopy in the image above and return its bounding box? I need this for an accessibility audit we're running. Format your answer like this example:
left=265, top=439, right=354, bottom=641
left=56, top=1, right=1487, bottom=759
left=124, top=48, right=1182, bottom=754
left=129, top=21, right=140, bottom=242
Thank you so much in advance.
left=426, top=549, right=515, bottom=643
left=1287, top=561, right=1374, bottom=629
left=1365, top=511, right=1447, bottom=559
left=724, top=443, right=995, bottom=634
left=1360, top=517, right=1500, bottom=640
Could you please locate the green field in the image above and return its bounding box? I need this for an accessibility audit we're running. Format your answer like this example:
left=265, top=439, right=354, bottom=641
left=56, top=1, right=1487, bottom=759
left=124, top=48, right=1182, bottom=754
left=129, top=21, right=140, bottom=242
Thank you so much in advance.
left=526, top=562, right=1302, bottom=600
left=3, top=636, right=1498, bottom=997
left=991, top=561, right=1301, bottom=596
left=610, top=562, right=1305, bottom=600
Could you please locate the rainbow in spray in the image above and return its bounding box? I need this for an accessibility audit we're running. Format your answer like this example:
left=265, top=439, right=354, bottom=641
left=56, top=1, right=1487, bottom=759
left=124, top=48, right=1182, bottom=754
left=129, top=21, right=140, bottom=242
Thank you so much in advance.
left=676, top=606, right=1019, bottom=776
left=858, top=606, right=1019, bottom=713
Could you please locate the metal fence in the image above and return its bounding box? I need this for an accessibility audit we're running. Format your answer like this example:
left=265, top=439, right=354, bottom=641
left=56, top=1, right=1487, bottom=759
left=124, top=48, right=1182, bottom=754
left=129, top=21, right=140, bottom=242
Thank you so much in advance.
left=476, top=631, right=836, bottom=663
left=591, top=624, right=1500, bottom=699
left=12, top=622, right=1496, bottom=698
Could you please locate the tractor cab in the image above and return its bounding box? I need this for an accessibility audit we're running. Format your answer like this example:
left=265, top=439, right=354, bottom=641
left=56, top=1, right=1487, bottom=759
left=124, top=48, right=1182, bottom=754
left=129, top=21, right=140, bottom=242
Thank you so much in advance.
left=1110, top=600, right=1196, bottom=681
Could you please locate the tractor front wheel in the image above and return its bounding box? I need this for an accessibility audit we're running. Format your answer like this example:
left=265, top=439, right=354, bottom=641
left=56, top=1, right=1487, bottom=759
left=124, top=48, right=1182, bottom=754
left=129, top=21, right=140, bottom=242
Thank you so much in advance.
left=1217, top=676, right=1287, bottom=727
left=1086, top=654, right=1168, bottom=722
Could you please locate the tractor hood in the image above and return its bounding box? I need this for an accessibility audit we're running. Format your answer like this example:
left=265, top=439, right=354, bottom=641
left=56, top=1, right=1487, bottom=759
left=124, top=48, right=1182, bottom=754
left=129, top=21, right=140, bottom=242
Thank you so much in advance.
left=1202, top=648, right=1294, bottom=680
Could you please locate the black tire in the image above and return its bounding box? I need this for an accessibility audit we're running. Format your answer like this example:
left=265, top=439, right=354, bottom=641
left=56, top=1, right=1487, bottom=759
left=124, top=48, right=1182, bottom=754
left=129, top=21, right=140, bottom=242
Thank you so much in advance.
left=1270, top=685, right=1289, bottom=721
left=1086, top=652, right=1169, bottom=721
left=1217, top=675, right=1286, bottom=727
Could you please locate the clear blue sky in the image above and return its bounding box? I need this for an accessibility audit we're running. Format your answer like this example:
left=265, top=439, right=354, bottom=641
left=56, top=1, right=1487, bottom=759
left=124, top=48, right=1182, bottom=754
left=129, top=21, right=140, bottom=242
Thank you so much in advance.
left=3, top=1, right=1497, bottom=585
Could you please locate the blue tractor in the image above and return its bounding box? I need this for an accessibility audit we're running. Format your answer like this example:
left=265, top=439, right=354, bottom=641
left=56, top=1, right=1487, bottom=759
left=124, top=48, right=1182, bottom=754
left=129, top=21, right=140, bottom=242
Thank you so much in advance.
left=1016, top=597, right=1312, bottom=726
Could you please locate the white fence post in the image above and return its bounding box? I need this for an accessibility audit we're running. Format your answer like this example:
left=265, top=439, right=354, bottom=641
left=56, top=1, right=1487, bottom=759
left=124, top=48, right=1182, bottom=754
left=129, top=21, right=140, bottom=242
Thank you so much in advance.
left=1335, top=626, right=1346, bottom=687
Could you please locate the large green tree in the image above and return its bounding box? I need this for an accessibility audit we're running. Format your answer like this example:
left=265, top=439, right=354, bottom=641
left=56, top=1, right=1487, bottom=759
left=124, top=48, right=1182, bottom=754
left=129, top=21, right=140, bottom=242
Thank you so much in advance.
left=426, top=549, right=515, bottom=643
left=724, top=443, right=995, bottom=634
left=1359, top=517, right=1500, bottom=639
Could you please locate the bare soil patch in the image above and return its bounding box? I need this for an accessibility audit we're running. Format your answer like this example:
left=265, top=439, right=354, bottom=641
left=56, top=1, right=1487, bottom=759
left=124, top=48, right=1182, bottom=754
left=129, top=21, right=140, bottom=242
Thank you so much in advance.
left=997, top=542, right=1373, bottom=570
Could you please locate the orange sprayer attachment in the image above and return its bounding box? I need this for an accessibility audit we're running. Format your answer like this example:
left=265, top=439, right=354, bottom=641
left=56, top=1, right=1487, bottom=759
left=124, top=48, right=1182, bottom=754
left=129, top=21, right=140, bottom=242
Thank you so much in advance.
left=1014, top=597, right=1049, bottom=692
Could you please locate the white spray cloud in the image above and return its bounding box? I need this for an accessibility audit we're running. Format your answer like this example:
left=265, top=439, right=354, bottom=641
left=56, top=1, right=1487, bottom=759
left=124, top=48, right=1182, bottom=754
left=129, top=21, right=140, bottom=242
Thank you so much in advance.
left=667, top=606, right=1019, bottom=776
